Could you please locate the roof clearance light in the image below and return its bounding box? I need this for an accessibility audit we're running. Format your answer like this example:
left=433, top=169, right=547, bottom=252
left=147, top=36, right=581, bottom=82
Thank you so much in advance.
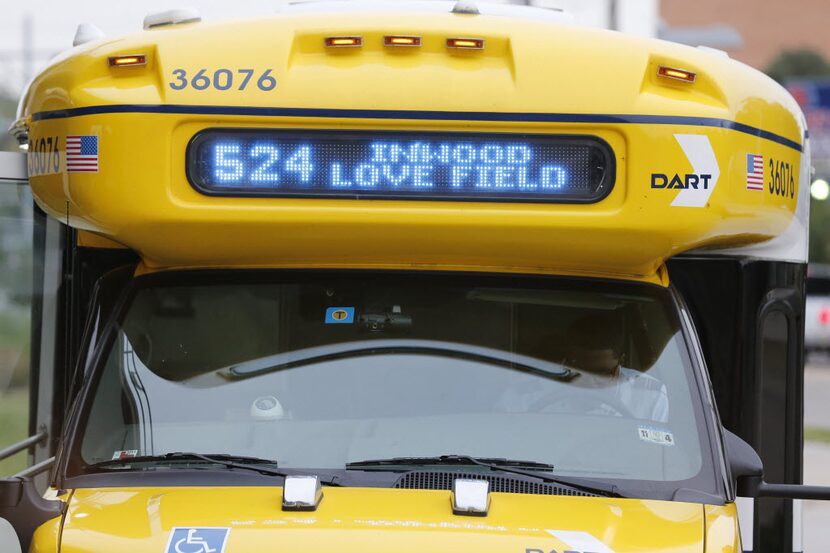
left=446, top=37, right=484, bottom=50
left=657, top=65, right=696, bottom=83
left=325, top=36, right=363, bottom=48
left=108, top=54, right=147, bottom=67
left=384, top=35, right=422, bottom=47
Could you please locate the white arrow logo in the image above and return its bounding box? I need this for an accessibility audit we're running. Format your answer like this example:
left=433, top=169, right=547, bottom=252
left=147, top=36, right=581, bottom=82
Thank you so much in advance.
left=671, top=134, right=720, bottom=208
left=546, top=529, right=617, bottom=553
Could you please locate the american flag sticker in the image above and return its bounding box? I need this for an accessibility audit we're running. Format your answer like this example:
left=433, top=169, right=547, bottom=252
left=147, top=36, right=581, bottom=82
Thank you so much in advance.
left=66, top=135, right=99, bottom=173
left=746, top=153, right=764, bottom=191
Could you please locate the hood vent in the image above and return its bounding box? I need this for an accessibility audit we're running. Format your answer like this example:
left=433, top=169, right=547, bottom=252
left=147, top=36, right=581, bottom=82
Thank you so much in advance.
left=394, top=471, right=597, bottom=497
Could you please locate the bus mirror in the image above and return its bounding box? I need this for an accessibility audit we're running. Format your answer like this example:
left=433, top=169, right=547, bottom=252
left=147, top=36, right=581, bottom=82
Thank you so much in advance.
left=724, top=429, right=830, bottom=500
left=724, top=429, right=763, bottom=485
left=0, top=478, right=63, bottom=553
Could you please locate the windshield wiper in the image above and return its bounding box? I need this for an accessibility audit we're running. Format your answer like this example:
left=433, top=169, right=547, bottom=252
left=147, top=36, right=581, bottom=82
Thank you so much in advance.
left=217, top=339, right=578, bottom=383
left=347, top=456, right=555, bottom=471
left=346, top=455, right=621, bottom=497
left=90, top=452, right=288, bottom=477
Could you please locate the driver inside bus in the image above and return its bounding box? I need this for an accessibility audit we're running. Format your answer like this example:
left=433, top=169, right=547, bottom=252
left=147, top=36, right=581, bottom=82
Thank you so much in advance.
left=561, top=315, right=669, bottom=423
left=497, top=314, right=669, bottom=423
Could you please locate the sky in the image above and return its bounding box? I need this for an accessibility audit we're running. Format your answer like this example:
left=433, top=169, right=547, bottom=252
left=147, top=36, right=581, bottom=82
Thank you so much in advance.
left=0, top=1, right=290, bottom=94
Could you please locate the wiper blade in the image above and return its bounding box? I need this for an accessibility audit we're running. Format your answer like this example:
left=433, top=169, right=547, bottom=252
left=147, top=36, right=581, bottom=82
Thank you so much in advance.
left=347, top=456, right=554, bottom=470
left=346, top=455, right=621, bottom=497
left=90, top=452, right=287, bottom=477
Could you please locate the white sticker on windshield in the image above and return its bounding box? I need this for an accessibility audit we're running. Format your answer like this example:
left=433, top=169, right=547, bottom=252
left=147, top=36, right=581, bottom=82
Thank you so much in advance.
left=638, top=426, right=675, bottom=446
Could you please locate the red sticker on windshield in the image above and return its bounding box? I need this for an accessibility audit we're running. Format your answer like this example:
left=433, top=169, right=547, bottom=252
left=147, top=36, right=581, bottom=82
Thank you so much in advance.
left=111, top=449, right=138, bottom=460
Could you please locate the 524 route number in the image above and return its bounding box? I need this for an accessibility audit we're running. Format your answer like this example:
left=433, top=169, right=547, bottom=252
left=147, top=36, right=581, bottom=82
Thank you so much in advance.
left=769, top=158, right=795, bottom=198
left=169, top=68, right=277, bottom=91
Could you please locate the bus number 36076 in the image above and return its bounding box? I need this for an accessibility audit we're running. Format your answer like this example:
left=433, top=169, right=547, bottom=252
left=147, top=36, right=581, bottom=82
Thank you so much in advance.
left=769, top=158, right=795, bottom=198
left=169, top=68, right=277, bottom=91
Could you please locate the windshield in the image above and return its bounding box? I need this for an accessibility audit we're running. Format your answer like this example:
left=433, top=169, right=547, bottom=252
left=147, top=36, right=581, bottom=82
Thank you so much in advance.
left=71, top=272, right=716, bottom=495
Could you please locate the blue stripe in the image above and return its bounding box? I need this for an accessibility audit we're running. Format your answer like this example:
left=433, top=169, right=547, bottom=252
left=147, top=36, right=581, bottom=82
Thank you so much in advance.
left=31, top=104, right=804, bottom=152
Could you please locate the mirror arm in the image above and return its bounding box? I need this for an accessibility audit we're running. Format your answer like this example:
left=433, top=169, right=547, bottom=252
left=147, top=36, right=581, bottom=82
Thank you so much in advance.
left=738, top=476, right=830, bottom=500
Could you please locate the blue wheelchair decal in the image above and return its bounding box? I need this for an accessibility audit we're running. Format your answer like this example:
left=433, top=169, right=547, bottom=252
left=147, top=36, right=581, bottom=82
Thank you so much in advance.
left=166, top=528, right=230, bottom=553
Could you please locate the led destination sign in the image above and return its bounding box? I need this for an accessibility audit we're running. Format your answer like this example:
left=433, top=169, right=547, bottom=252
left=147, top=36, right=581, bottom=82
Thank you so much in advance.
left=187, top=130, right=614, bottom=202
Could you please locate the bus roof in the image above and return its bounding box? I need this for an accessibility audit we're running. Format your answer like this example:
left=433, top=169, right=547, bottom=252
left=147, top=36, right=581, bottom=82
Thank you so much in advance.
left=15, top=3, right=808, bottom=282
left=278, top=1, right=570, bottom=22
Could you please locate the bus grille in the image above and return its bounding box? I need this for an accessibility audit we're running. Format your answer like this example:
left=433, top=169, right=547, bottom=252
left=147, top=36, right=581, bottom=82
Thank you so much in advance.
left=393, top=471, right=597, bottom=497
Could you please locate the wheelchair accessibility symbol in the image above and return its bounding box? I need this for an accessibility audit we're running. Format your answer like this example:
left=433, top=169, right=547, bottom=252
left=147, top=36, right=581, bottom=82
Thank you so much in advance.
left=166, top=528, right=230, bottom=553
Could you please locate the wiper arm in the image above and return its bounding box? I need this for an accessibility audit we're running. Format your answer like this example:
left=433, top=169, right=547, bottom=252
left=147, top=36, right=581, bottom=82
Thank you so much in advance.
left=92, top=453, right=344, bottom=485
left=90, top=452, right=288, bottom=478
left=346, top=455, right=621, bottom=497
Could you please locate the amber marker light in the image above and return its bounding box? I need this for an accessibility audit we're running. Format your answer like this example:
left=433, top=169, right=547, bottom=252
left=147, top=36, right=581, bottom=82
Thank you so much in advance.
left=657, top=65, right=696, bottom=83
left=384, top=35, right=422, bottom=47
left=108, top=54, right=147, bottom=67
left=325, top=36, right=363, bottom=47
left=446, top=37, right=485, bottom=50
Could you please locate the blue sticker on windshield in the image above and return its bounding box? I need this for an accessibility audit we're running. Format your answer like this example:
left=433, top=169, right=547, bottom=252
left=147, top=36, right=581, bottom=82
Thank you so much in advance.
left=166, top=528, right=230, bottom=553
left=325, top=307, right=355, bottom=324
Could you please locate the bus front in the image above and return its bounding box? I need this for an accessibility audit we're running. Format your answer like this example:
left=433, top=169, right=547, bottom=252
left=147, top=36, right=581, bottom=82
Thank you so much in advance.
left=5, top=2, right=814, bottom=552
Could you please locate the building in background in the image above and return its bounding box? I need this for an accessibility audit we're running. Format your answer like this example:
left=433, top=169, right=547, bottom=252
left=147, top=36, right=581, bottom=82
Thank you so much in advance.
left=661, top=0, right=830, bottom=71
left=661, top=0, right=830, bottom=184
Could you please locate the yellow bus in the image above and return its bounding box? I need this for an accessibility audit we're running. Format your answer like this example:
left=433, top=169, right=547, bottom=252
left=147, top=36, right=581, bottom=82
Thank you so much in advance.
left=1, top=3, right=829, bottom=553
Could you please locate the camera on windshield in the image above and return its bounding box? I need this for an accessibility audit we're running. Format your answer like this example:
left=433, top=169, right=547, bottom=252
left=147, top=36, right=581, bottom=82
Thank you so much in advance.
left=359, top=305, right=412, bottom=333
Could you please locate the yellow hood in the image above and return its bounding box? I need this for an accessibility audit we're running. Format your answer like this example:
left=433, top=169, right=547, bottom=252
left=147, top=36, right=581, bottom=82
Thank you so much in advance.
left=57, top=486, right=708, bottom=553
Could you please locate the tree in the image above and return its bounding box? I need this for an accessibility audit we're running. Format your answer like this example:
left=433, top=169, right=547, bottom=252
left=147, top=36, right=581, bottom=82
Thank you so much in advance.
left=766, top=49, right=830, bottom=84
left=0, top=93, right=19, bottom=152
left=810, top=197, right=830, bottom=263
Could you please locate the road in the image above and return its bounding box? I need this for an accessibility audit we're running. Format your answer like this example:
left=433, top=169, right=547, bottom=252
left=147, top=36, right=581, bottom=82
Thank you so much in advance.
left=803, top=363, right=830, bottom=551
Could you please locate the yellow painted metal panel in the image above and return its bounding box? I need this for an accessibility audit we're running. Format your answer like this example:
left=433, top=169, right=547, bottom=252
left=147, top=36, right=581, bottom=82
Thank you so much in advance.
left=26, top=113, right=799, bottom=279
left=18, top=10, right=805, bottom=278
left=29, top=515, right=61, bottom=553
left=54, top=487, right=707, bottom=553
left=704, top=503, right=742, bottom=553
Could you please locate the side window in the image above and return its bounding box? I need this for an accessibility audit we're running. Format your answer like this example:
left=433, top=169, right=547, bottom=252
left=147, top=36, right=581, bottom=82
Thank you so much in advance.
left=0, top=150, right=62, bottom=490
left=0, top=154, right=34, bottom=476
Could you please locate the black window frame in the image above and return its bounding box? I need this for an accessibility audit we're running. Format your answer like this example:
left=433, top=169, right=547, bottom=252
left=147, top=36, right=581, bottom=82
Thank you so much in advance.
left=185, top=129, right=616, bottom=204
left=53, top=269, right=728, bottom=504
left=752, top=291, right=803, bottom=553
